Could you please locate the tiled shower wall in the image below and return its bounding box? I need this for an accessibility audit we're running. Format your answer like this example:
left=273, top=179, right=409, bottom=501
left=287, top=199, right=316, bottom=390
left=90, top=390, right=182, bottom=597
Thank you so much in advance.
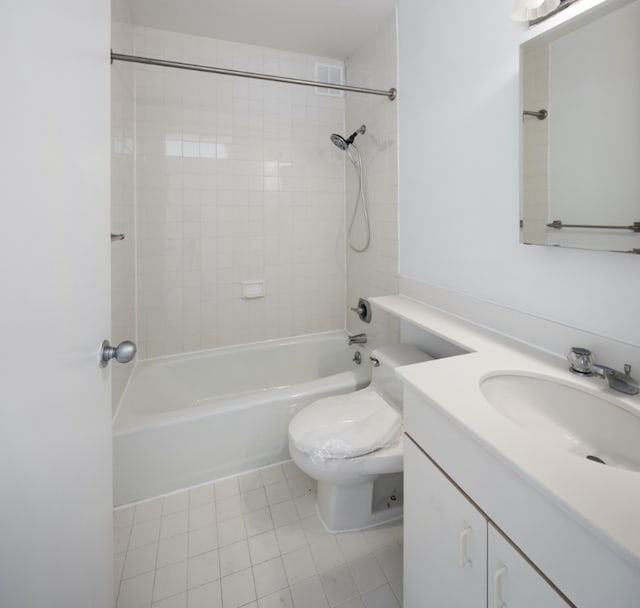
left=134, top=28, right=347, bottom=359
left=345, top=13, right=400, bottom=349
left=111, top=0, right=136, bottom=412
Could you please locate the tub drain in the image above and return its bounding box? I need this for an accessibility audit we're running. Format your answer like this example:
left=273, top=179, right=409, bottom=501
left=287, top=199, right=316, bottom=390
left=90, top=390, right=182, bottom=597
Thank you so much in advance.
left=586, top=455, right=606, bottom=465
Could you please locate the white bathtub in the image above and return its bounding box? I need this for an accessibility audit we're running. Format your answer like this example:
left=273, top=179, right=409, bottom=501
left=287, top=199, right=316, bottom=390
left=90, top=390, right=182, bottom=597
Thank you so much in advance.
left=113, top=331, right=371, bottom=506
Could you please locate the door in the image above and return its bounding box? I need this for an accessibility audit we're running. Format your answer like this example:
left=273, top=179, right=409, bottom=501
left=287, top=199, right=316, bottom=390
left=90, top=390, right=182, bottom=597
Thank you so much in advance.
left=0, top=2, right=113, bottom=607
left=404, top=437, right=487, bottom=608
left=488, top=524, right=571, bottom=608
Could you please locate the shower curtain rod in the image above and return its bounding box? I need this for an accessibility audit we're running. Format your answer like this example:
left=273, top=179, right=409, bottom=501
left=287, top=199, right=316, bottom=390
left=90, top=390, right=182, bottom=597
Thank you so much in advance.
left=111, top=51, right=397, bottom=101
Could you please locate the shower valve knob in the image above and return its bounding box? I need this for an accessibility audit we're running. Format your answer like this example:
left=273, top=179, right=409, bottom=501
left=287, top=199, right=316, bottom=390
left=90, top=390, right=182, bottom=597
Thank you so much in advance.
left=350, top=298, right=372, bottom=323
left=99, top=339, right=137, bottom=368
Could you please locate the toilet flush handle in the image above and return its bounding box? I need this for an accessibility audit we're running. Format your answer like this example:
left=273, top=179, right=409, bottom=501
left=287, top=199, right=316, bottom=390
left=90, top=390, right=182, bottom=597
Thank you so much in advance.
left=369, top=356, right=380, bottom=367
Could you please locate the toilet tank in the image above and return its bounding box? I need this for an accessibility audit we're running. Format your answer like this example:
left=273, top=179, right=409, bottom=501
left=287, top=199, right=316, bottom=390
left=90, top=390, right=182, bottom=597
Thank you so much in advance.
left=371, top=344, right=433, bottom=411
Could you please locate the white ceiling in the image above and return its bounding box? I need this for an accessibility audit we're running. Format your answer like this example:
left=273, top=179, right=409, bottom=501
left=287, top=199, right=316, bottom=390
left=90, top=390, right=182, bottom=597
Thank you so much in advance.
left=128, top=0, right=398, bottom=60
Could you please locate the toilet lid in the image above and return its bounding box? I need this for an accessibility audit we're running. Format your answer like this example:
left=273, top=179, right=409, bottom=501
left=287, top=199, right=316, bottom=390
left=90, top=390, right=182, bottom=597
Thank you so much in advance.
left=289, top=388, right=402, bottom=460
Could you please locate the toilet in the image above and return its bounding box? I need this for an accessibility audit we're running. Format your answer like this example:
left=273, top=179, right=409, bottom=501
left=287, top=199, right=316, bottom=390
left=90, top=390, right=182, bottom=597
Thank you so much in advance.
left=288, top=344, right=433, bottom=532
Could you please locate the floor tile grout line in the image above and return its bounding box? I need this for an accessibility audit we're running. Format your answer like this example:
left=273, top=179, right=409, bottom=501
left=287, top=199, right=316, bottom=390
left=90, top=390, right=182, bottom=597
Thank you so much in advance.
left=114, top=462, right=403, bottom=608
left=115, top=460, right=293, bottom=512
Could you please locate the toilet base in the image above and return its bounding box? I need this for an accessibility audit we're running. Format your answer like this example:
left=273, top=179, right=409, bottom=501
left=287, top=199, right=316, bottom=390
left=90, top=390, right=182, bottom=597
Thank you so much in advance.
left=316, top=472, right=404, bottom=533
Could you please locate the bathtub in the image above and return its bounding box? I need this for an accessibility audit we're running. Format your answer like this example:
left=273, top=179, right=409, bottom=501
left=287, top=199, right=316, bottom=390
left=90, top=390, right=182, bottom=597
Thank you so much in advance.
left=113, top=331, right=371, bottom=506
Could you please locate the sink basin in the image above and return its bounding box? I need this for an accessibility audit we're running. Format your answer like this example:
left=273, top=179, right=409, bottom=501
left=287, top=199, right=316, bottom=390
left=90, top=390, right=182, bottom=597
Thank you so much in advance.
left=480, top=373, right=640, bottom=471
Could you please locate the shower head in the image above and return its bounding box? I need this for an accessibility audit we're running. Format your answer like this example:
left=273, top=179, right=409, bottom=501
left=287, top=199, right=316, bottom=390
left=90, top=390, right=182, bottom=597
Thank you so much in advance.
left=330, top=125, right=366, bottom=150
left=330, top=133, right=349, bottom=151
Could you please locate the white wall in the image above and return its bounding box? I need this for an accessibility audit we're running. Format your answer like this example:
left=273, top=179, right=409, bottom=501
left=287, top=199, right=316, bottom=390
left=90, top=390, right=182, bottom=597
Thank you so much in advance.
left=111, top=0, right=136, bottom=411
left=133, top=29, right=346, bottom=358
left=345, top=11, right=400, bottom=348
left=398, top=0, right=640, bottom=347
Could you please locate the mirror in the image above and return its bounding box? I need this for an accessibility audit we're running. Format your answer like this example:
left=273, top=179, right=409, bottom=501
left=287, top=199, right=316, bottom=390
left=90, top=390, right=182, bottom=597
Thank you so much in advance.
left=520, top=0, right=640, bottom=254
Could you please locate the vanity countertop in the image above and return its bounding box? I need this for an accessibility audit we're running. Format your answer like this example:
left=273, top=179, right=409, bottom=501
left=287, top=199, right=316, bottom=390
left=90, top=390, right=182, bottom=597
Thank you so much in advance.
left=370, top=294, right=640, bottom=569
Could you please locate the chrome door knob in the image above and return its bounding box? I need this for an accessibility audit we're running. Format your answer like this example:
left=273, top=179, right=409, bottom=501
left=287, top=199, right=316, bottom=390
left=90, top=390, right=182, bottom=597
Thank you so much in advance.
left=100, top=339, right=136, bottom=368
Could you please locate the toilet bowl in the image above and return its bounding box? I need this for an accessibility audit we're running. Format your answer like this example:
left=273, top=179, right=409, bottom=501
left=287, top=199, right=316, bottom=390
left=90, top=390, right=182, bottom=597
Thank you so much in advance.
left=288, top=344, right=432, bottom=532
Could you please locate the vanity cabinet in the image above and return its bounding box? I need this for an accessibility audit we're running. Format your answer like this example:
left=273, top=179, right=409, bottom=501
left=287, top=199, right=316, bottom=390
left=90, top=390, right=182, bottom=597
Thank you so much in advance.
left=405, top=438, right=571, bottom=608
left=404, top=438, right=486, bottom=607
left=487, top=524, right=569, bottom=608
left=402, top=385, right=640, bottom=608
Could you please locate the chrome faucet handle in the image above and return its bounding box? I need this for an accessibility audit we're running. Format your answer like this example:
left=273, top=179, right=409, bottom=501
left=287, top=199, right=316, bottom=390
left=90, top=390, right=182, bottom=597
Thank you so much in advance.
left=592, top=363, right=640, bottom=396
left=568, top=348, right=639, bottom=395
left=568, top=347, right=595, bottom=376
left=350, top=298, right=372, bottom=323
left=593, top=364, right=640, bottom=395
left=622, top=365, right=640, bottom=395
left=591, top=364, right=615, bottom=378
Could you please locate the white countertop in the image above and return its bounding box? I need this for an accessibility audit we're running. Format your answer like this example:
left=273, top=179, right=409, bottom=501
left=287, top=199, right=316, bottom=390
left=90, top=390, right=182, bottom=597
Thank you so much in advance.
left=371, top=294, right=640, bottom=568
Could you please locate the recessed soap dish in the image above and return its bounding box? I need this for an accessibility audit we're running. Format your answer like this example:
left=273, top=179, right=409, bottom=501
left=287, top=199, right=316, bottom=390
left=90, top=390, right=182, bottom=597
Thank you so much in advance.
left=242, top=280, right=265, bottom=299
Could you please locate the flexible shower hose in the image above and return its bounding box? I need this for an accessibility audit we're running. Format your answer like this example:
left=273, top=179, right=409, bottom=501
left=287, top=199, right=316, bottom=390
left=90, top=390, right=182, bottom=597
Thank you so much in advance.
left=346, top=143, right=370, bottom=253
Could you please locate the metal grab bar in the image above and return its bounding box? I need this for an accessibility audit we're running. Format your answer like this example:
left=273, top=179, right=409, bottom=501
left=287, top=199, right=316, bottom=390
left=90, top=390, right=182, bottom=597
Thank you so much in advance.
left=523, top=109, right=548, bottom=120
left=111, top=233, right=125, bottom=241
left=111, top=51, right=397, bottom=101
left=546, top=220, right=640, bottom=232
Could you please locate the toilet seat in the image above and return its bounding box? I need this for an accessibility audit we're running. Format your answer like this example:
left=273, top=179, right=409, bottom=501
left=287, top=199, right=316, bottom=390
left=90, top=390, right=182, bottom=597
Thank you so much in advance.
left=288, top=387, right=402, bottom=461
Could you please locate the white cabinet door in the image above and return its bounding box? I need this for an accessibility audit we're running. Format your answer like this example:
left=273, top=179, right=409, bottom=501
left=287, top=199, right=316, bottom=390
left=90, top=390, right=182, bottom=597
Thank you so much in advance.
left=488, top=524, right=571, bottom=608
left=405, top=437, right=487, bottom=608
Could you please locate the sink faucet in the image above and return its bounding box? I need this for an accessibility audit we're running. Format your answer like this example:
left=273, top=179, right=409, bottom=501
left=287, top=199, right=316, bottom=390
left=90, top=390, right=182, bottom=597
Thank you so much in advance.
left=591, top=364, right=640, bottom=396
left=568, top=347, right=639, bottom=395
left=348, top=333, right=367, bottom=345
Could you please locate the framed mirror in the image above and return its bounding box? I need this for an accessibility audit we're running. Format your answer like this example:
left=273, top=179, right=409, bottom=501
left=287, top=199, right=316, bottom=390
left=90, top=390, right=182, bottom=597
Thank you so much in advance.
left=519, top=0, right=640, bottom=254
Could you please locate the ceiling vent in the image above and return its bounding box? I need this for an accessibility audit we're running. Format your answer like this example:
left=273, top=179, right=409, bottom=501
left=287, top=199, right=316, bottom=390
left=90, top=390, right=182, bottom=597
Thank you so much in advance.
left=315, top=63, right=344, bottom=97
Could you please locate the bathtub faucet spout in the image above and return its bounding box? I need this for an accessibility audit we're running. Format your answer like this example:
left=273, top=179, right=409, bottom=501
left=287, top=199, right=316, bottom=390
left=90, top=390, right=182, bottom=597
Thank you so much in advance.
left=348, top=333, right=367, bottom=346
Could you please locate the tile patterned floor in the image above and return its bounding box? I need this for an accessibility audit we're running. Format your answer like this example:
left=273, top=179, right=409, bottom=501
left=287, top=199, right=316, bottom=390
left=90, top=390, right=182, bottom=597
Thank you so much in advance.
left=113, top=461, right=403, bottom=608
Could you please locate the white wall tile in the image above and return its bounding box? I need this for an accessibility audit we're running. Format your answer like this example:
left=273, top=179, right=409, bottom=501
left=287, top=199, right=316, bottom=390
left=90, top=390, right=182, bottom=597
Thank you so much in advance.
left=133, top=28, right=346, bottom=358
left=111, top=10, right=136, bottom=412
left=344, top=14, right=400, bottom=349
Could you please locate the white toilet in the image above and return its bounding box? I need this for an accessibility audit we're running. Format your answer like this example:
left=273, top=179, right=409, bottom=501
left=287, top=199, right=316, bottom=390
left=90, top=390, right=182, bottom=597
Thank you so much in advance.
left=288, top=344, right=432, bottom=532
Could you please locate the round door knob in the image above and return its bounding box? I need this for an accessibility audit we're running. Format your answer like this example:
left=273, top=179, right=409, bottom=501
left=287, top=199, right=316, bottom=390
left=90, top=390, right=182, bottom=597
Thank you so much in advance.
left=100, top=339, right=137, bottom=368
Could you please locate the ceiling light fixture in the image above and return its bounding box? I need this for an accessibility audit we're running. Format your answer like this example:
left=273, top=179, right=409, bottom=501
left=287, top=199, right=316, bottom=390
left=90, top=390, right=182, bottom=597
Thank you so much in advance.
left=511, top=0, right=561, bottom=21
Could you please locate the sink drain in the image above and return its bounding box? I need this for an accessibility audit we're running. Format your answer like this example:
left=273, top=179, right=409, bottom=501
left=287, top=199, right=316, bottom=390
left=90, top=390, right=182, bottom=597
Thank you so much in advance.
left=586, top=455, right=606, bottom=465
